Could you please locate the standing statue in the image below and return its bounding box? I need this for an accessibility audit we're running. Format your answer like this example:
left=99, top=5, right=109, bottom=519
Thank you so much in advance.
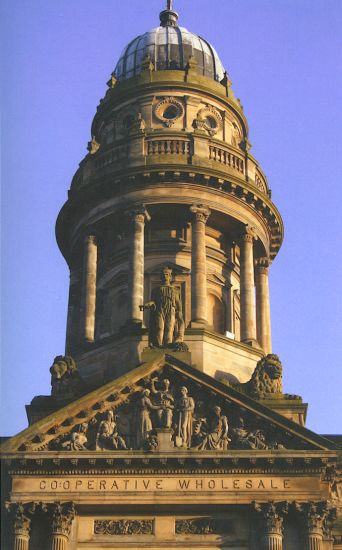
left=135, top=389, right=159, bottom=448
left=150, top=377, right=174, bottom=428
left=140, top=266, right=188, bottom=351
left=96, top=411, right=127, bottom=450
left=175, top=386, right=195, bottom=448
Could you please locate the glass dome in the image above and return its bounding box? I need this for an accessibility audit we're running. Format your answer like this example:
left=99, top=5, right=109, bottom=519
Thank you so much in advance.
left=114, top=25, right=226, bottom=82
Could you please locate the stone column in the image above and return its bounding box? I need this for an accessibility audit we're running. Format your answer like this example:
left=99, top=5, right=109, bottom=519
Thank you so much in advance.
left=240, top=225, right=257, bottom=344
left=126, top=205, right=150, bottom=325
left=295, top=501, right=336, bottom=550
left=253, top=502, right=288, bottom=550
left=65, top=268, right=81, bottom=353
left=6, top=502, right=35, bottom=550
left=255, top=257, right=272, bottom=354
left=190, top=204, right=211, bottom=326
left=49, top=503, right=76, bottom=550
left=80, top=234, right=98, bottom=343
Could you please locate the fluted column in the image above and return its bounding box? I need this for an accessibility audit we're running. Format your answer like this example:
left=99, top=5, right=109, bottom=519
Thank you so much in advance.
left=190, top=204, right=210, bottom=326
left=255, top=257, right=272, bottom=354
left=240, top=225, right=257, bottom=344
left=80, top=234, right=98, bottom=343
left=6, top=502, right=35, bottom=550
left=253, top=501, right=288, bottom=550
left=126, top=205, right=150, bottom=325
left=49, top=503, right=76, bottom=550
left=295, top=501, right=336, bottom=550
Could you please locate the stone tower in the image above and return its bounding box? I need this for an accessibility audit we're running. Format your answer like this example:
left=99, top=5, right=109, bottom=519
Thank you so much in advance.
left=56, top=1, right=283, bottom=388
left=2, top=3, right=341, bottom=550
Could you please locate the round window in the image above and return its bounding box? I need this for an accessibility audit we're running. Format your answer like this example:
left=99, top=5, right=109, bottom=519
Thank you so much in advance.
left=163, top=105, right=179, bottom=120
left=204, top=116, right=217, bottom=129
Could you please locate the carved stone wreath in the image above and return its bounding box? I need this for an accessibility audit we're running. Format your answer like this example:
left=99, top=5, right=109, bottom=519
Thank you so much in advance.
left=197, top=105, right=222, bottom=136
left=154, top=97, right=184, bottom=127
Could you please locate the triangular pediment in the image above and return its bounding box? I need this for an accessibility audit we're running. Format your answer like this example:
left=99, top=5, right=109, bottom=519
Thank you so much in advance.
left=0, top=353, right=335, bottom=455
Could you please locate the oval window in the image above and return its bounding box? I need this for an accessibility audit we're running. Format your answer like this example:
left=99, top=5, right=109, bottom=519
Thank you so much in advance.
left=163, top=105, right=179, bottom=120
left=204, top=115, right=217, bottom=129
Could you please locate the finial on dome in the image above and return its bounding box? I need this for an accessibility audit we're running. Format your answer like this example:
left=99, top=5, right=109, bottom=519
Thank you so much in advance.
left=160, top=0, right=179, bottom=27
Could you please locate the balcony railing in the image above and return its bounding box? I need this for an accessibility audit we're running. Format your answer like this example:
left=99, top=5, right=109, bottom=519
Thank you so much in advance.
left=209, top=145, right=245, bottom=174
left=147, top=138, right=193, bottom=156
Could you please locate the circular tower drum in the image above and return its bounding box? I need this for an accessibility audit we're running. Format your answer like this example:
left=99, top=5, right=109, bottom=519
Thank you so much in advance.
left=56, top=3, right=283, bottom=387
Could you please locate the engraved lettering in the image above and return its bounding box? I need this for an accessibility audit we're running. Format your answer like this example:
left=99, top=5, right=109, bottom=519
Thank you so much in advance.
left=284, top=479, right=290, bottom=489
left=246, top=479, right=253, bottom=489
left=123, top=480, right=130, bottom=490
left=221, top=480, right=229, bottom=489
left=271, top=480, right=278, bottom=489
left=142, top=480, right=150, bottom=490
left=156, top=480, right=163, bottom=490
left=195, top=479, right=203, bottom=490
left=51, top=481, right=58, bottom=490
left=178, top=479, right=191, bottom=490
left=40, top=480, right=46, bottom=490
left=257, top=480, right=265, bottom=489
left=99, top=480, right=106, bottom=490
left=111, top=481, right=119, bottom=490
left=63, top=480, right=70, bottom=490
left=208, top=480, right=216, bottom=489
left=75, top=480, right=82, bottom=490
left=233, top=480, right=240, bottom=489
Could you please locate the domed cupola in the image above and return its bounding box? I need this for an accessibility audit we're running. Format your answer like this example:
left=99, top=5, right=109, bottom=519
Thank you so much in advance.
left=114, top=0, right=225, bottom=82
left=56, top=0, right=284, bottom=388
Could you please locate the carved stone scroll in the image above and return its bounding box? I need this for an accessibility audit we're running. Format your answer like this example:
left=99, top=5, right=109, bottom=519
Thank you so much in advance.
left=175, top=517, right=232, bottom=535
left=94, top=519, right=154, bottom=535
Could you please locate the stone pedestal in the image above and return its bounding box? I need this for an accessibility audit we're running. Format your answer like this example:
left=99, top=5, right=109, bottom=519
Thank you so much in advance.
left=80, top=235, right=97, bottom=343
left=255, top=257, right=272, bottom=354
left=190, top=205, right=210, bottom=326
left=240, top=226, right=257, bottom=345
left=126, top=206, right=150, bottom=326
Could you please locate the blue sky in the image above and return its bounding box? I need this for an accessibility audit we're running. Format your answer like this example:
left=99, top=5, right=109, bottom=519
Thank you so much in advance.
left=1, top=0, right=342, bottom=436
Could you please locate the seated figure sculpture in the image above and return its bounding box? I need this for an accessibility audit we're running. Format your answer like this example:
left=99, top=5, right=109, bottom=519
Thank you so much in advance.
left=140, top=266, right=188, bottom=351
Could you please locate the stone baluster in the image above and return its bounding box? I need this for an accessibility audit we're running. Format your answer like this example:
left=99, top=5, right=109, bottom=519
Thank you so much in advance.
left=49, top=502, right=76, bottom=550
left=240, top=225, right=257, bottom=344
left=253, top=501, right=288, bottom=550
left=126, top=205, right=150, bottom=325
left=255, top=257, right=272, bottom=354
left=6, top=502, right=36, bottom=550
left=80, top=234, right=98, bottom=343
left=295, top=501, right=336, bottom=550
left=190, top=204, right=210, bottom=326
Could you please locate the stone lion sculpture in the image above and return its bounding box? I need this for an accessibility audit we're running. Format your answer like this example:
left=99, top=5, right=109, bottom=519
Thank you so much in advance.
left=50, top=355, right=86, bottom=399
left=233, top=354, right=283, bottom=399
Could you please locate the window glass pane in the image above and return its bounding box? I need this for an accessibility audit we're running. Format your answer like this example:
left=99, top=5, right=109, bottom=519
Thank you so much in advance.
left=145, top=30, right=157, bottom=46
left=126, top=37, right=140, bottom=56
left=156, top=45, right=167, bottom=69
left=169, top=44, right=181, bottom=68
left=125, top=53, right=135, bottom=72
left=168, top=28, right=179, bottom=44
left=157, top=28, right=168, bottom=45
left=194, top=49, right=204, bottom=74
left=182, top=44, right=192, bottom=65
left=115, top=58, right=123, bottom=77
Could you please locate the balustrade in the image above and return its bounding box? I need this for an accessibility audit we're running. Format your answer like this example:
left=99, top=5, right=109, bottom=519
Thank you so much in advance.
left=147, top=138, right=192, bottom=156
left=209, top=145, right=245, bottom=173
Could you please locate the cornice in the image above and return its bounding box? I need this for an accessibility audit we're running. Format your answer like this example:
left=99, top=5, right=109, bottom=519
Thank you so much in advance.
left=56, top=168, right=283, bottom=264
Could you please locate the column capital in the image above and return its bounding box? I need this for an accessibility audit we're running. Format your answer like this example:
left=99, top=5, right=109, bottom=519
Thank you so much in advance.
left=125, top=204, right=151, bottom=223
left=48, top=502, right=76, bottom=537
left=190, top=204, right=211, bottom=223
left=6, top=502, right=36, bottom=536
left=240, top=224, right=257, bottom=243
left=295, top=501, right=336, bottom=535
left=253, top=501, right=289, bottom=536
left=255, top=256, right=271, bottom=272
left=84, top=234, right=97, bottom=246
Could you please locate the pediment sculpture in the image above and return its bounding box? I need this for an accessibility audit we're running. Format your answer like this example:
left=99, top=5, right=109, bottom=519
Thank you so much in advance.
left=46, top=367, right=308, bottom=453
